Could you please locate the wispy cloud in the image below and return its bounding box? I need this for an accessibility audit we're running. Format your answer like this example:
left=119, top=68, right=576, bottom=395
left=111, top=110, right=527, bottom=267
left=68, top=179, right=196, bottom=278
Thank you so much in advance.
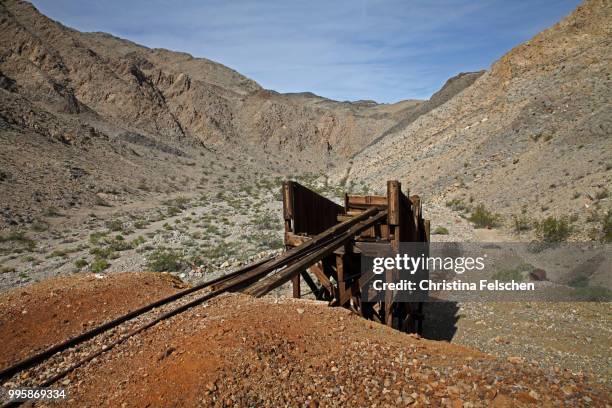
left=32, top=0, right=581, bottom=102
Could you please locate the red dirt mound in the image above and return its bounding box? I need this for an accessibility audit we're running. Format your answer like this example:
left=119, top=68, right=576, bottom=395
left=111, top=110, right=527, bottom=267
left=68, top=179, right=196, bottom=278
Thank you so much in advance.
left=53, top=293, right=608, bottom=407
left=0, top=272, right=185, bottom=369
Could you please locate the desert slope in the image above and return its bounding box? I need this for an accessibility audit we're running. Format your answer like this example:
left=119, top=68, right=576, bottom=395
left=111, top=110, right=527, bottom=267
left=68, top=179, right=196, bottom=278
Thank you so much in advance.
left=341, top=0, right=611, bottom=233
left=0, top=0, right=422, bottom=226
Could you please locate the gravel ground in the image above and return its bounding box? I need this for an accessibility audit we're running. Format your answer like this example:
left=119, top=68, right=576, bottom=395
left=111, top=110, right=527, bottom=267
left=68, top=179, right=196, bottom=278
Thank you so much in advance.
left=32, top=293, right=609, bottom=407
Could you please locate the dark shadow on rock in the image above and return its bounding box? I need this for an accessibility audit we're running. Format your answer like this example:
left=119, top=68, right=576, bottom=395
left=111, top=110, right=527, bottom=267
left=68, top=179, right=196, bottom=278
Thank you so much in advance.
left=421, top=299, right=460, bottom=341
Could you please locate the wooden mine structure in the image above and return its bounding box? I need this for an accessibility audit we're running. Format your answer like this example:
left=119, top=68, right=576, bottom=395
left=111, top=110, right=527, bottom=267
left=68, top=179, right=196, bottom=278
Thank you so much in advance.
left=245, top=180, right=430, bottom=333
left=0, top=180, right=430, bottom=396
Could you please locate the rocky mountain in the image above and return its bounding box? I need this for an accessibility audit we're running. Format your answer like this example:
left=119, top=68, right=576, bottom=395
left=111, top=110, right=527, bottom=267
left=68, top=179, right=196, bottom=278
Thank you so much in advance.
left=339, top=0, right=611, bottom=235
left=0, top=0, right=429, bottom=225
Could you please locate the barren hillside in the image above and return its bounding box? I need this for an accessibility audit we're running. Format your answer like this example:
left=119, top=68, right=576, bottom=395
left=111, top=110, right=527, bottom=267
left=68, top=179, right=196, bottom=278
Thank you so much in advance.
left=340, top=0, right=611, bottom=237
left=0, top=0, right=427, bottom=227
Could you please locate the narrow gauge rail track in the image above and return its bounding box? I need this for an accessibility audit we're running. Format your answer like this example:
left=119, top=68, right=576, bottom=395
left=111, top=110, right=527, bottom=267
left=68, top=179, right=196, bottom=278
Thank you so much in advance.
left=0, top=207, right=385, bottom=407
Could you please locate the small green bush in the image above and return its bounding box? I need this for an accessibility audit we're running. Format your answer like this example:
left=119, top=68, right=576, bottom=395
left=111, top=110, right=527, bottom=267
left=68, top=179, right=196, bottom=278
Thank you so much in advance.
left=106, top=219, right=124, bottom=232
left=0, top=231, right=36, bottom=251
left=131, top=236, right=146, bottom=247
left=568, top=275, right=589, bottom=288
left=147, top=249, right=184, bottom=272
left=468, top=204, right=500, bottom=228
left=31, top=221, right=49, bottom=232
left=599, top=210, right=612, bottom=243
left=90, top=246, right=118, bottom=260
left=512, top=211, right=531, bottom=233
left=445, top=198, right=469, bottom=212
left=108, top=238, right=132, bottom=252
left=167, top=206, right=182, bottom=217
left=535, top=216, right=573, bottom=242
left=74, top=259, right=88, bottom=269
left=571, top=286, right=612, bottom=301
left=492, top=267, right=523, bottom=282
left=433, top=226, right=449, bottom=235
left=89, top=231, right=108, bottom=245
left=91, top=259, right=110, bottom=273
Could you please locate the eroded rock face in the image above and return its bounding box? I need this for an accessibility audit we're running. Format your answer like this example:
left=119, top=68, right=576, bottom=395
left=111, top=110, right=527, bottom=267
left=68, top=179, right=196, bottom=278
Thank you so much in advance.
left=0, top=0, right=415, bottom=163
left=0, top=0, right=428, bottom=226
left=342, top=0, right=612, bottom=228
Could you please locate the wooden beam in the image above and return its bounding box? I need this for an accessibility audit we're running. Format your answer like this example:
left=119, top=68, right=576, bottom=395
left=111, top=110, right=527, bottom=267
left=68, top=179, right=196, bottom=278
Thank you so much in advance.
left=387, top=180, right=401, bottom=226
left=300, top=270, right=322, bottom=299
left=347, top=195, right=387, bottom=206
left=352, top=241, right=392, bottom=256
left=309, top=262, right=334, bottom=296
left=245, top=211, right=388, bottom=297
left=292, top=274, right=300, bottom=298
left=213, top=207, right=380, bottom=292
left=282, top=181, right=294, bottom=233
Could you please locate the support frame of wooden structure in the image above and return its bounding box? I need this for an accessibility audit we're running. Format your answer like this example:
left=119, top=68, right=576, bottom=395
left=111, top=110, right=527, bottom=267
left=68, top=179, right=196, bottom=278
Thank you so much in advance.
left=282, top=180, right=429, bottom=333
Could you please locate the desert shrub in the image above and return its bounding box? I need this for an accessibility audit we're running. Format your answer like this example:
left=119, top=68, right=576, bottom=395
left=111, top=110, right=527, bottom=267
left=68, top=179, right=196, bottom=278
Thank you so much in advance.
left=535, top=216, right=573, bottom=242
left=147, top=249, right=184, bottom=272
left=94, top=195, right=111, bottom=207
left=89, top=231, right=108, bottom=245
left=74, top=259, right=88, bottom=269
left=89, top=246, right=117, bottom=260
left=91, top=259, right=110, bottom=273
left=445, top=198, right=469, bottom=212
left=166, top=206, right=182, bottom=217
left=253, top=210, right=278, bottom=230
left=433, top=226, right=449, bottom=235
left=43, top=207, right=61, bottom=217
left=133, top=220, right=148, bottom=229
left=571, top=286, right=612, bottom=301
left=595, top=189, right=609, bottom=200
left=131, top=236, right=146, bottom=247
left=492, top=267, right=523, bottom=282
left=0, top=231, right=36, bottom=252
left=164, top=196, right=189, bottom=209
left=108, top=236, right=132, bottom=251
left=511, top=210, right=531, bottom=233
left=106, top=219, right=124, bottom=232
left=601, top=210, right=612, bottom=243
left=30, top=221, right=49, bottom=232
left=468, top=204, right=500, bottom=228
left=568, top=275, right=589, bottom=288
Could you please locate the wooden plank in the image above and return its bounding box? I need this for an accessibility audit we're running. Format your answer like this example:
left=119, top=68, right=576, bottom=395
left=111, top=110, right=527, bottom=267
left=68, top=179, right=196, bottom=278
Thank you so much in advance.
left=300, top=270, right=322, bottom=299
left=347, top=195, right=387, bottom=206
left=292, top=274, right=300, bottom=298
left=387, top=180, right=401, bottom=226
left=346, top=203, right=386, bottom=210
left=336, top=249, right=348, bottom=305
left=352, top=241, right=392, bottom=256
left=282, top=181, right=294, bottom=233
left=309, top=262, right=334, bottom=296
left=290, top=181, right=344, bottom=235
left=384, top=266, right=395, bottom=327
left=245, top=211, right=388, bottom=297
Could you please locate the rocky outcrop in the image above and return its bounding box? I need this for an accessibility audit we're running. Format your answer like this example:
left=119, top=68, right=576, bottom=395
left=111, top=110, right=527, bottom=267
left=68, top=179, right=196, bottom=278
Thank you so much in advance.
left=341, top=0, right=611, bottom=229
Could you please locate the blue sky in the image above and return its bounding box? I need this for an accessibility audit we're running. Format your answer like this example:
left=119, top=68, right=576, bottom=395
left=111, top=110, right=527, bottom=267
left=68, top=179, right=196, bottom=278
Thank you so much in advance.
left=31, top=0, right=581, bottom=103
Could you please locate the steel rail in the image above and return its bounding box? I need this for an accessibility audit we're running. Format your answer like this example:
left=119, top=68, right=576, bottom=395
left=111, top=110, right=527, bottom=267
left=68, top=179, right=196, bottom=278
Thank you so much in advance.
left=0, top=256, right=272, bottom=382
